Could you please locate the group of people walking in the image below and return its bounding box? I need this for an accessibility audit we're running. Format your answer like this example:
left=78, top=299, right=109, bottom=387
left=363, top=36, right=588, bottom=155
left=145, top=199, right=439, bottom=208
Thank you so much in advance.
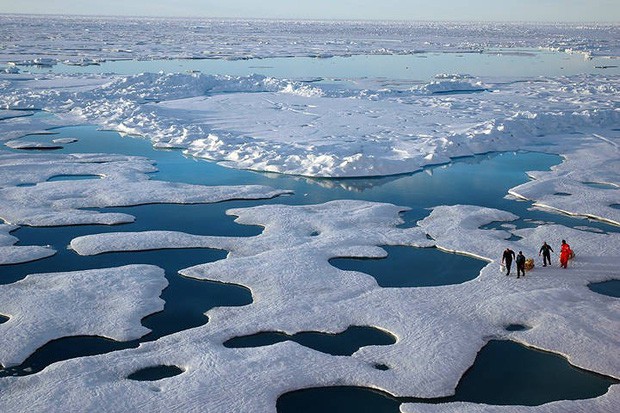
left=501, top=240, right=573, bottom=278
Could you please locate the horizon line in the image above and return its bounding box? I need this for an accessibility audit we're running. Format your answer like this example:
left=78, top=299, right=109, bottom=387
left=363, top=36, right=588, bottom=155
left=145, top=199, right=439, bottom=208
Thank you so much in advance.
left=1, top=12, right=618, bottom=25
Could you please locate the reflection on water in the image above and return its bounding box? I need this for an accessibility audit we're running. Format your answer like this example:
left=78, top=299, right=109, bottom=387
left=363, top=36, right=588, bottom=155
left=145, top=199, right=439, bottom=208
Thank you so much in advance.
left=329, top=246, right=487, bottom=287
left=1, top=123, right=617, bottom=401
left=0, top=248, right=251, bottom=376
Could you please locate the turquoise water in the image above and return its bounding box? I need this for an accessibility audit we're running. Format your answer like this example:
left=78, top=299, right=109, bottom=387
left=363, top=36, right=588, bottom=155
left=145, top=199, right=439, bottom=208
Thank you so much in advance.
left=16, top=50, right=620, bottom=81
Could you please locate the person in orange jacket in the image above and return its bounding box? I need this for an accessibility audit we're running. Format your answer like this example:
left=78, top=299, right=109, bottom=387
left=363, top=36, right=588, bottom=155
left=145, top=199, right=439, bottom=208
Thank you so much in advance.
left=559, top=240, right=572, bottom=269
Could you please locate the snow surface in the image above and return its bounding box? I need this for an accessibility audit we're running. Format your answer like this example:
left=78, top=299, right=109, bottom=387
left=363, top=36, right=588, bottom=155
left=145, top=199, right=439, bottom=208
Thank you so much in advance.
left=402, top=385, right=620, bottom=413
left=0, top=151, right=289, bottom=226
left=509, top=142, right=620, bottom=225
left=52, top=137, right=77, bottom=144
left=1, top=69, right=618, bottom=223
left=0, top=264, right=167, bottom=367
left=2, top=200, right=615, bottom=412
left=0, top=17, right=618, bottom=412
left=1, top=15, right=618, bottom=63
left=5, top=139, right=62, bottom=150
left=0, top=223, right=55, bottom=265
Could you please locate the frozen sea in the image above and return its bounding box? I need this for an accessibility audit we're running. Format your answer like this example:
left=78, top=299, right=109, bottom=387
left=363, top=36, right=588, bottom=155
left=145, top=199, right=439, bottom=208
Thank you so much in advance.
left=0, top=15, right=619, bottom=413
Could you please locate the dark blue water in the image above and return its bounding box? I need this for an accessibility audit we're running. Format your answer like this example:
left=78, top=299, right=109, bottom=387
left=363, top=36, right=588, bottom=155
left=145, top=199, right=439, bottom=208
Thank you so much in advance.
left=277, top=340, right=619, bottom=412
left=224, top=326, right=396, bottom=356
left=0, top=247, right=251, bottom=377
left=2, top=124, right=618, bottom=404
left=127, top=365, right=184, bottom=381
left=588, top=280, right=620, bottom=298
left=330, top=246, right=487, bottom=287
left=505, top=324, right=530, bottom=332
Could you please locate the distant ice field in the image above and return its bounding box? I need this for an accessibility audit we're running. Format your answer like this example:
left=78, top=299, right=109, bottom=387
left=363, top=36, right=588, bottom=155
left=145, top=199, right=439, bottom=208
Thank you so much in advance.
left=1, top=15, right=619, bottom=63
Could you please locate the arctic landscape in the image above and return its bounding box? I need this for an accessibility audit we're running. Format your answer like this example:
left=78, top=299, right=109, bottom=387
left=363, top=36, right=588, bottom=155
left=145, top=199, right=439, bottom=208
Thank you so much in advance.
left=0, top=14, right=619, bottom=412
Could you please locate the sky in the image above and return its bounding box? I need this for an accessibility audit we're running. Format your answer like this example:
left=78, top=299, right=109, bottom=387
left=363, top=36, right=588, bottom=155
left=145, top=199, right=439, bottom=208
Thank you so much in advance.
left=0, top=0, right=618, bottom=22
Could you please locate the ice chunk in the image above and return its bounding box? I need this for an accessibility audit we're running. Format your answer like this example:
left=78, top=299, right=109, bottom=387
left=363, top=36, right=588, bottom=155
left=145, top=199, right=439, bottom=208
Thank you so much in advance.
left=5, top=140, right=63, bottom=150
left=0, top=264, right=167, bottom=367
left=0, top=152, right=290, bottom=226
left=0, top=223, right=55, bottom=265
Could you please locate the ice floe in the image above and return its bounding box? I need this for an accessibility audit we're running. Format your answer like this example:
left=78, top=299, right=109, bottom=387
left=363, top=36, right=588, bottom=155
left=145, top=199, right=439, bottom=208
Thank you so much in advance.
left=51, top=137, right=78, bottom=144
left=0, top=223, right=55, bottom=265
left=5, top=140, right=63, bottom=150
left=0, top=264, right=167, bottom=367
left=0, top=151, right=289, bottom=226
left=0, top=16, right=618, bottom=411
left=0, top=16, right=618, bottom=63
left=2, top=200, right=616, bottom=411
left=1, top=69, right=617, bottom=223
left=509, top=142, right=620, bottom=226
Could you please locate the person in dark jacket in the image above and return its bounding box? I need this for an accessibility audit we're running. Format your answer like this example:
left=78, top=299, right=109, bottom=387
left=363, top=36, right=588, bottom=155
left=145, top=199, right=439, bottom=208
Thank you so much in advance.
left=516, top=251, right=526, bottom=278
left=502, top=248, right=516, bottom=276
left=539, top=242, right=554, bottom=267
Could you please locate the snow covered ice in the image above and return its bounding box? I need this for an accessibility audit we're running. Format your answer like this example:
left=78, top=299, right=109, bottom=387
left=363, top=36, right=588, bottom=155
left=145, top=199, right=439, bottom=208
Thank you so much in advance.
left=2, top=201, right=619, bottom=411
left=0, top=265, right=167, bottom=367
left=0, top=151, right=289, bottom=226
left=0, top=14, right=619, bottom=413
left=0, top=223, right=54, bottom=265
left=1, top=69, right=618, bottom=224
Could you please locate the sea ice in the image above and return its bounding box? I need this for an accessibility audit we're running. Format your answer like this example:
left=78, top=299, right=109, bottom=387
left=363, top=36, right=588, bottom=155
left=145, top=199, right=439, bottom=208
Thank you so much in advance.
left=0, top=264, right=167, bottom=367
left=0, top=109, right=66, bottom=143
left=5, top=140, right=63, bottom=150
left=509, top=143, right=620, bottom=226
left=0, top=223, right=55, bottom=265
left=51, top=137, right=78, bottom=144
left=3, top=201, right=615, bottom=411
left=0, top=16, right=618, bottom=62
left=0, top=151, right=289, bottom=226
left=0, top=109, right=32, bottom=121
left=1, top=69, right=617, bottom=224
left=0, top=16, right=617, bottom=411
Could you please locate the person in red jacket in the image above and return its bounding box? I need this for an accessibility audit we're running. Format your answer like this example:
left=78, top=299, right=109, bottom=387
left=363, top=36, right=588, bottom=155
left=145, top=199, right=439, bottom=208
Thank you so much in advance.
left=559, top=240, right=572, bottom=269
